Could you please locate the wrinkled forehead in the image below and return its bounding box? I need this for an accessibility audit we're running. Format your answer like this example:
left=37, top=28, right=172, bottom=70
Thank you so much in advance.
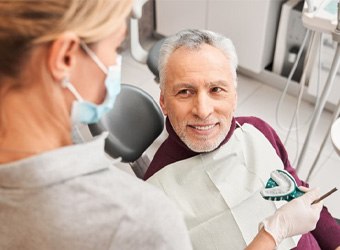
left=165, top=45, right=235, bottom=85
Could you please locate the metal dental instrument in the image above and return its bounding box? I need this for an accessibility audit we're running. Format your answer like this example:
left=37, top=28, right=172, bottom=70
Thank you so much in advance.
left=311, top=187, right=338, bottom=204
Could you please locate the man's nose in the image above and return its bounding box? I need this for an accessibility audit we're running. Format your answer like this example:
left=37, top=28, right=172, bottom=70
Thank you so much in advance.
left=192, top=92, right=213, bottom=119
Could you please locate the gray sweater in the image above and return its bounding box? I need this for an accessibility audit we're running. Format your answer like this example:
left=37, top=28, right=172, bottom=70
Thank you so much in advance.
left=0, top=133, right=192, bottom=250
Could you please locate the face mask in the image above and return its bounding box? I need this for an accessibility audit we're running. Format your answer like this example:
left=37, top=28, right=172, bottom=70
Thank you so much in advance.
left=62, top=42, right=122, bottom=124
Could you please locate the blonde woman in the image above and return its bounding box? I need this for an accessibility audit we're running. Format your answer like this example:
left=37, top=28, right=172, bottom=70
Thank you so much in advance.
left=0, top=1, right=191, bottom=249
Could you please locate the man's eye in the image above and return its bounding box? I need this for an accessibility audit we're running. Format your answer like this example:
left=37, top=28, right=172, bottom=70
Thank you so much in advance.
left=211, top=87, right=222, bottom=93
left=177, top=89, right=192, bottom=96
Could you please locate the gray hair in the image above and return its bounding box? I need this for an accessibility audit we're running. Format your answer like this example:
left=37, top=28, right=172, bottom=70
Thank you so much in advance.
left=158, top=29, right=238, bottom=91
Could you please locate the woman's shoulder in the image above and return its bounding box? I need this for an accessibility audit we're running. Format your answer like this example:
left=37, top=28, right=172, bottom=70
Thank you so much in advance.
left=103, top=165, right=192, bottom=249
left=102, top=164, right=183, bottom=216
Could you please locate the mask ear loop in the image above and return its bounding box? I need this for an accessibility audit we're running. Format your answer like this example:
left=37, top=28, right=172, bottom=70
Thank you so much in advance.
left=61, top=76, right=84, bottom=101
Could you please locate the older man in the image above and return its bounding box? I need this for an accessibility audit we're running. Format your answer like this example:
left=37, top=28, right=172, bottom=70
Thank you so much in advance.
left=144, top=29, right=340, bottom=250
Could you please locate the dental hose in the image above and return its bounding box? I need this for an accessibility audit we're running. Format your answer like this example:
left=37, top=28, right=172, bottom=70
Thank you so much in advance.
left=296, top=43, right=340, bottom=172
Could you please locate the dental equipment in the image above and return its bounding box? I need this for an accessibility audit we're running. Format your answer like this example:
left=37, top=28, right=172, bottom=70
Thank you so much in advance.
left=311, top=187, right=338, bottom=204
left=296, top=0, right=340, bottom=172
left=305, top=99, right=340, bottom=181
left=130, top=0, right=149, bottom=63
left=261, top=170, right=338, bottom=204
left=275, top=0, right=324, bottom=165
left=331, top=116, right=340, bottom=154
left=129, top=0, right=165, bottom=82
left=261, top=170, right=305, bottom=201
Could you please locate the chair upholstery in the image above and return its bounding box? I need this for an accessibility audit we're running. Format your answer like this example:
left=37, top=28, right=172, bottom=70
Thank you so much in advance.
left=88, top=84, right=164, bottom=164
left=146, top=38, right=166, bottom=82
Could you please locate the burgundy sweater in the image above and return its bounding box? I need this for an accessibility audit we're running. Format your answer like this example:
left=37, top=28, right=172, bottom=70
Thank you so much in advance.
left=145, top=116, right=340, bottom=250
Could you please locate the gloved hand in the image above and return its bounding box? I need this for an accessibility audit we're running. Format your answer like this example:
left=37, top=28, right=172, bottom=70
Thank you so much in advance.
left=259, top=187, right=323, bottom=246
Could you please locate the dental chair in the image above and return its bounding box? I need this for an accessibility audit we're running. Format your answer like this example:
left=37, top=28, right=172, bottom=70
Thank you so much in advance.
left=88, top=84, right=164, bottom=179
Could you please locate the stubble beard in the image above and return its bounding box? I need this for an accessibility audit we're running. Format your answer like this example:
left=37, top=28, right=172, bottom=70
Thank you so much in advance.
left=174, top=116, right=231, bottom=153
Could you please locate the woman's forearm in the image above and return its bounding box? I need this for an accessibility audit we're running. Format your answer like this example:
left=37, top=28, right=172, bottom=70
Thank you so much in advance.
left=246, top=228, right=276, bottom=250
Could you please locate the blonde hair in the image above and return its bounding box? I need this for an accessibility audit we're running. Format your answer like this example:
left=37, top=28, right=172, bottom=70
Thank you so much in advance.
left=0, top=0, right=132, bottom=77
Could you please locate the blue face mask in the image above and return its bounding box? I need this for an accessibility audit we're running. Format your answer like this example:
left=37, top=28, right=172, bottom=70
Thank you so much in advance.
left=62, top=42, right=122, bottom=124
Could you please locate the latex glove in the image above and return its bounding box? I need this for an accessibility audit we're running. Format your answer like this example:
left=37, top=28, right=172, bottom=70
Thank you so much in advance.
left=259, top=188, right=323, bottom=246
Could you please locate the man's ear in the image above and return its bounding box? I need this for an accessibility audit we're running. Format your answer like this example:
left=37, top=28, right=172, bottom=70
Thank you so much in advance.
left=159, top=93, right=167, bottom=116
left=47, top=32, right=79, bottom=82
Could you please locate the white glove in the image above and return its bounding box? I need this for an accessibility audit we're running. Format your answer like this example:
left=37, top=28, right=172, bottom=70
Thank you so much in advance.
left=259, top=188, right=323, bottom=246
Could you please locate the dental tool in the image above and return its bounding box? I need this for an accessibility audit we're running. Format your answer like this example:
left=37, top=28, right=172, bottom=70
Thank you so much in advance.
left=261, top=170, right=305, bottom=202
left=311, top=187, right=338, bottom=204
left=261, top=169, right=338, bottom=205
